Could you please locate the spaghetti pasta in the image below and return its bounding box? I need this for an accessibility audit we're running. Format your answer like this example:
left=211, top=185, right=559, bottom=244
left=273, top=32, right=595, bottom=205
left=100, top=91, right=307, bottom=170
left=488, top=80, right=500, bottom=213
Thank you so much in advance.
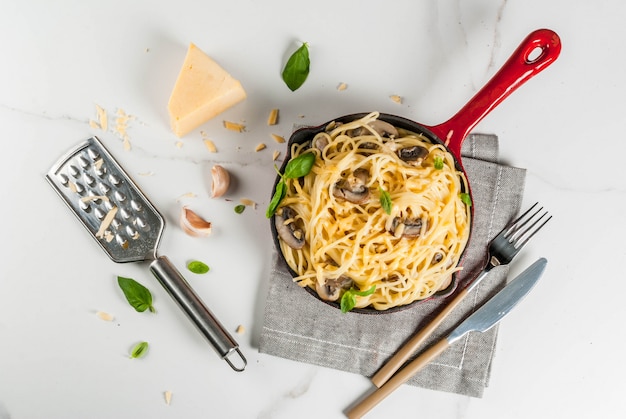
left=275, top=112, right=471, bottom=311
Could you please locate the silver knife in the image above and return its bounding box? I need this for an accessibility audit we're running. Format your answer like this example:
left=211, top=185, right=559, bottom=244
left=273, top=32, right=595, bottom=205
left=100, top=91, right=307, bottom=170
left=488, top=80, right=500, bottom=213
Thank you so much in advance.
left=346, top=258, right=548, bottom=419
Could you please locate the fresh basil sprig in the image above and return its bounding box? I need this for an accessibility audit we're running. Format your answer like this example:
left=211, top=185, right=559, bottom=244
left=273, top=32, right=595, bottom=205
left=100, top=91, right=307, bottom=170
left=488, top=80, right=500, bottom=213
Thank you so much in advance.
left=340, top=285, right=376, bottom=313
left=266, top=152, right=315, bottom=218
left=282, top=42, right=310, bottom=91
left=117, top=276, right=155, bottom=313
left=130, top=341, right=149, bottom=359
left=187, top=260, right=210, bottom=274
left=379, top=187, right=392, bottom=215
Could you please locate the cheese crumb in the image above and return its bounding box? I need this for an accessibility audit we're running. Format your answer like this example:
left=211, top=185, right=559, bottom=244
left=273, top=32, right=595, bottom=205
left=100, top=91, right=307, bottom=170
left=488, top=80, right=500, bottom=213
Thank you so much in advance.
left=255, top=143, right=266, bottom=152
left=337, top=82, right=348, bottom=91
left=223, top=120, right=246, bottom=132
left=177, top=192, right=197, bottom=202
left=175, top=141, right=184, bottom=149
left=164, top=391, right=172, bottom=406
left=203, top=139, right=217, bottom=153
left=96, top=105, right=108, bottom=131
left=240, top=198, right=256, bottom=208
left=96, top=311, right=114, bottom=321
left=389, top=95, right=403, bottom=104
left=267, top=108, right=279, bottom=125
left=236, top=325, right=245, bottom=335
left=115, top=108, right=135, bottom=150
left=270, top=134, right=285, bottom=144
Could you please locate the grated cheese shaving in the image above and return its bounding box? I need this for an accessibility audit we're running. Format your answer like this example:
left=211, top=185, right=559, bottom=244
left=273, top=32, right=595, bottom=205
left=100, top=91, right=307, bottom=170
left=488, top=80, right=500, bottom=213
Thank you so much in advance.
left=236, top=325, right=245, bottom=335
left=272, top=150, right=281, bottom=161
left=255, top=143, right=266, bottom=152
left=240, top=198, right=256, bottom=208
left=115, top=108, right=135, bottom=150
left=164, top=391, right=172, bottom=406
left=103, top=230, right=115, bottom=242
left=337, top=82, right=348, bottom=91
left=96, top=104, right=108, bottom=131
left=96, top=311, right=114, bottom=321
left=267, top=108, right=279, bottom=125
left=203, top=139, right=217, bottom=153
left=223, top=120, right=246, bottom=132
left=81, top=195, right=109, bottom=203
left=96, top=206, right=118, bottom=238
left=68, top=181, right=78, bottom=193
left=176, top=192, right=197, bottom=202
left=389, top=95, right=403, bottom=104
left=270, top=134, right=285, bottom=143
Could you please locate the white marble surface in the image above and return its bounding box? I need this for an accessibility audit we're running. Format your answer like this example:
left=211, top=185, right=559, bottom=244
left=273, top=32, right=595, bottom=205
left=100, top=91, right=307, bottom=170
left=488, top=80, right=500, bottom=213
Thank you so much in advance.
left=1, top=1, right=624, bottom=418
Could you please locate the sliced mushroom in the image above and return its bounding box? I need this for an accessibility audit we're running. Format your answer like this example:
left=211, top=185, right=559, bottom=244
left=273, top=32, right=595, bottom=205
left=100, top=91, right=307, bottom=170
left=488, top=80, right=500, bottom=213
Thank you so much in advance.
left=431, top=252, right=444, bottom=264
left=332, top=168, right=370, bottom=204
left=389, top=216, right=428, bottom=238
left=274, top=206, right=305, bottom=249
left=397, top=145, right=429, bottom=165
left=347, top=120, right=399, bottom=138
left=315, top=274, right=353, bottom=302
left=312, top=134, right=330, bottom=151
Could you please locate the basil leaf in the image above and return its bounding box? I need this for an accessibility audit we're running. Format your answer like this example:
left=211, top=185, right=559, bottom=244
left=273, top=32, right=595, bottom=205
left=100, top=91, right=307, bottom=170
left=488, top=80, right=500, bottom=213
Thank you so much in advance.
left=266, top=179, right=286, bottom=218
left=130, top=341, right=149, bottom=359
left=340, top=292, right=357, bottom=313
left=234, top=204, right=246, bottom=214
left=187, top=260, right=210, bottom=274
left=379, top=187, right=392, bottom=215
left=460, top=192, right=472, bottom=207
left=283, top=152, right=315, bottom=179
left=434, top=155, right=444, bottom=170
left=340, top=285, right=376, bottom=313
left=117, top=276, right=155, bottom=313
left=353, top=285, right=376, bottom=297
left=266, top=153, right=315, bottom=218
left=282, top=42, right=310, bottom=91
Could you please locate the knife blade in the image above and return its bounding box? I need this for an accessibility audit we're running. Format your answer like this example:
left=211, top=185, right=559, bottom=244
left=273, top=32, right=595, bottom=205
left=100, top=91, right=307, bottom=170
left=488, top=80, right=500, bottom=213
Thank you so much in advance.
left=346, top=257, right=548, bottom=419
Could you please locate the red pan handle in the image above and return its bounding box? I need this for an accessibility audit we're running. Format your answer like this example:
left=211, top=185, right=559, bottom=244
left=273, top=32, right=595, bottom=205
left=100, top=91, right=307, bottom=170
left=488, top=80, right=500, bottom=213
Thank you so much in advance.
left=425, top=29, right=561, bottom=159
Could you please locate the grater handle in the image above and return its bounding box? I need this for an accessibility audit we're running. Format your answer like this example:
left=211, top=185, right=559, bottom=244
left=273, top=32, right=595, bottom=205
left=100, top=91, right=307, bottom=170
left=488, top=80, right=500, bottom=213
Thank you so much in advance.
left=149, top=255, right=247, bottom=371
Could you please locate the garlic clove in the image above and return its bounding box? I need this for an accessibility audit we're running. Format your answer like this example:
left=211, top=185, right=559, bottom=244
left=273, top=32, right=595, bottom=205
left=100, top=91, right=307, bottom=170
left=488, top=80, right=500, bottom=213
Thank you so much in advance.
left=180, top=207, right=212, bottom=237
left=210, top=165, right=231, bottom=198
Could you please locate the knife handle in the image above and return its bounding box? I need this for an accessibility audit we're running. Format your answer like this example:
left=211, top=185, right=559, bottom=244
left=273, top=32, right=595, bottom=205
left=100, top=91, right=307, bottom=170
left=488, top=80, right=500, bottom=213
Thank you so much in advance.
left=371, top=286, right=471, bottom=387
left=347, top=338, right=450, bottom=419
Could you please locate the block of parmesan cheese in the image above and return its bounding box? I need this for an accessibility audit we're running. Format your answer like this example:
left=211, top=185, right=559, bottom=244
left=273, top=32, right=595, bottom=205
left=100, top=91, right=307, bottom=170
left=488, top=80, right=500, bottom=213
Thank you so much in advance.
left=168, top=43, right=246, bottom=137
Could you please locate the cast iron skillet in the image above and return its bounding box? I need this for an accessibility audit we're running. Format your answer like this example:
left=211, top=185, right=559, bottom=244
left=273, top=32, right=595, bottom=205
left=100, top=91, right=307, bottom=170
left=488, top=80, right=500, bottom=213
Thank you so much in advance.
left=270, top=29, right=561, bottom=314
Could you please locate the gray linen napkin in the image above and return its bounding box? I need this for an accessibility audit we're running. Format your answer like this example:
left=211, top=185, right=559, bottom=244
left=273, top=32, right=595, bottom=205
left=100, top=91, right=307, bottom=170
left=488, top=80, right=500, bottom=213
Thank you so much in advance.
left=259, top=134, right=526, bottom=397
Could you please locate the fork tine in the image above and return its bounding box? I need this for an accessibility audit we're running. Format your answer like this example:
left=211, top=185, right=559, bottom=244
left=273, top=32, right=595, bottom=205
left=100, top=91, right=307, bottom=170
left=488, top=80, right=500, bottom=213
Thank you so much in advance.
left=506, top=203, right=551, bottom=249
left=502, top=202, right=538, bottom=237
left=514, top=212, right=551, bottom=249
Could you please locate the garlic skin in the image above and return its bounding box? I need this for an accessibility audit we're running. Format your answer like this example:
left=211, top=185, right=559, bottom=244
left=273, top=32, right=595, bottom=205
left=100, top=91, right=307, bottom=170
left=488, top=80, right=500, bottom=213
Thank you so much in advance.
left=210, top=165, right=230, bottom=198
left=180, top=207, right=212, bottom=237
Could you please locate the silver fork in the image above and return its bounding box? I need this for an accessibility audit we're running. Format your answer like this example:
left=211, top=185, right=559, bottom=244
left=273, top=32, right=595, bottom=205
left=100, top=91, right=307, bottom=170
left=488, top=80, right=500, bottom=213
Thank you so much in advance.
left=371, top=202, right=551, bottom=387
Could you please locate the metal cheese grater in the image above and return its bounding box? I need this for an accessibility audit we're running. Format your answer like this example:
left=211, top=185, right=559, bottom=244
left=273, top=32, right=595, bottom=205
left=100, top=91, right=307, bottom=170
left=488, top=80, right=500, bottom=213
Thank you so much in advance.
left=46, top=136, right=246, bottom=371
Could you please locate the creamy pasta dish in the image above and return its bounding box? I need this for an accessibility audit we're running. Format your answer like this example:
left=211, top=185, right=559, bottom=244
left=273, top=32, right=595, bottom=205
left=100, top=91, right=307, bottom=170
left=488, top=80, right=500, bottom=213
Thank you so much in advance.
left=274, top=112, right=471, bottom=311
